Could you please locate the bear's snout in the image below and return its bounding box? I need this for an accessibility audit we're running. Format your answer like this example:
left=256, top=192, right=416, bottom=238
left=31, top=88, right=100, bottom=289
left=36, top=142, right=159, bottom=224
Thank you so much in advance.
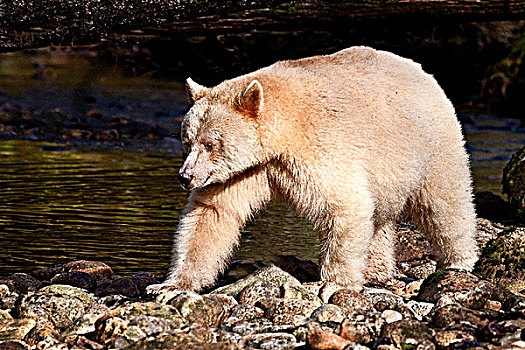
left=178, top=171, right=193, bottom=190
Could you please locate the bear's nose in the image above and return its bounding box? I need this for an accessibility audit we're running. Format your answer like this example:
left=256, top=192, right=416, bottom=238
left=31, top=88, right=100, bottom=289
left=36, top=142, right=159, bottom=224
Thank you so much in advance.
left=178, top=172, right=193, bottom=190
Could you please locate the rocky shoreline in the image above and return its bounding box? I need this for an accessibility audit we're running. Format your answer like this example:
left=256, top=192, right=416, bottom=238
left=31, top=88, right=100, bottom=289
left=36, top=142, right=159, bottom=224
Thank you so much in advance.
left=1, top=219, right=524, bottom=349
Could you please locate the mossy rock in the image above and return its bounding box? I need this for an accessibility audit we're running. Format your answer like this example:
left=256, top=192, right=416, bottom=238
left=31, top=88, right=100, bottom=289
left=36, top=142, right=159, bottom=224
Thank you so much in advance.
left=503, top=145, right=525, bottom=222
left=474, top=227, right=525, bottom=282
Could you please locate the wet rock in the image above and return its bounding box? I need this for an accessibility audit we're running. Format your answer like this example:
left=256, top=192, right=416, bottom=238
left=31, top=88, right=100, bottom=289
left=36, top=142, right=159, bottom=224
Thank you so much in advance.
left=329, top=289, right=373, bottom=314
left=474, top=191, right=512, bottom=222
left=51, top=271, right=96, bottom=291
left=16, top=285, right=95, bottom=330
left=211, top=265, right=302, bottom=297
left=239, top=332, right=296, bottom=349
left=417, top=269, right=511, bottom=309
left=31, top=265, right=63, bottom=281
left=238, top=280, right=280, bottom=306
left=380, top=319, right=434, bottom=350
left=310, top=304, right=345, bottom=324
left=265, top=297, right=319, bottom=325
left=474, top=227, right=525, bottom=292
left=339, top=310, right=383, bottom=345
left=4, top=273, right=43, bottom=294
left=169, top=292, right=227, bottom=327
left=274, top=255, right=319, bottom=282
left=306, top=329, right=351, bottom=350
left=503, top=145, right=525, bottom=222
left=61, top=260, right=114, bottom=280
left=0, top=318, right=37, bottom=340
left=95, top=274, right=157, bottom=298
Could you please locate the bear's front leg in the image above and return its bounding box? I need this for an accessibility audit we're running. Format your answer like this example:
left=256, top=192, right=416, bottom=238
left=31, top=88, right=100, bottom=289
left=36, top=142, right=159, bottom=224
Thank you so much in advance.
left=165, top=167, right=272, bottom=291
left=317, top=186, right=376, bottom=291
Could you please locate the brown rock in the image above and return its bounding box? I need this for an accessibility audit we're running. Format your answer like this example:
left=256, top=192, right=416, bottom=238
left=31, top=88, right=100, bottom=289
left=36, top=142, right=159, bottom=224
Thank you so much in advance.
left=265, top=298, right=319, bottom=325
left=340, top=310, right=383, bottom=345
left=0, top=318, right=37, bottom=340
left=61, top=260, right=113, bottom=280
left=306, top=329, right=351, bottom=350
left=329, top=289, right=373, bottom=314
left=6, top=273, right=43, bottom=293
left=430, top=304, right=496, bottom=330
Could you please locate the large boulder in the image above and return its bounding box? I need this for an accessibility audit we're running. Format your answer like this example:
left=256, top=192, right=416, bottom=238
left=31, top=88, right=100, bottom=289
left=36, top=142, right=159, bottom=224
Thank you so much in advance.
left=503, top=145, right=525, bottom=222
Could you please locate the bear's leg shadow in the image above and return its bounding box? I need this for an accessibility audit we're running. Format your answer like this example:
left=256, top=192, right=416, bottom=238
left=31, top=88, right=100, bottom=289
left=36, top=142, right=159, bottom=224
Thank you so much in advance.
left=412, top=155, right=478, bottom=271
left=317, top=184, right=376, bottom=291
left=165, top=166, right=272, bottom=291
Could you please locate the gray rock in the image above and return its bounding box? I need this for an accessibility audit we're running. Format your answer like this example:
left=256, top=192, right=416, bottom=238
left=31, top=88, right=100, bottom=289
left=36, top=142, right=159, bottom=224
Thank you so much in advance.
left=239, top=332, right=296, bottom=349
left=281, top=282, right=322, bottom=305
left=169, top=292, right=227, bottom=327
left=362, top=287, right=404, bottom=309
left=238, top=280, right=280, bottom=306
left=406, top=300, right=434, bottom=321
left=16, top=286, right=94, bottom=330
left=223, top=304, right=265, bottom=326
left=210, top=265, right=302, bottom=297
left=310, top=304, right=345, bottom=323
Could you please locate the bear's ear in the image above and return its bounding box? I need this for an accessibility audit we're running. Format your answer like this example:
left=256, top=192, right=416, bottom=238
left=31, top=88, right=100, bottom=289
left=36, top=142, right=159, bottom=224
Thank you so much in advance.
left=236, top=79, right=264, bottom=117
left=185, top=77, right=208, bottom=104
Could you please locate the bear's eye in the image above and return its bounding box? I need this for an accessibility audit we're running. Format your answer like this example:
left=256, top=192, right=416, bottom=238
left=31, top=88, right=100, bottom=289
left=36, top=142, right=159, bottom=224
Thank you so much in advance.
left=203, top=141, right=214, bottom=152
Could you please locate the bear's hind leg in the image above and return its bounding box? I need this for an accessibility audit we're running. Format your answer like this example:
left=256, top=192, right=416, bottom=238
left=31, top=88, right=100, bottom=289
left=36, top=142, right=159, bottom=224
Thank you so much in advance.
left=412, top=159, right=478, bottom=271
left=365, top=222, right=396, bottom=284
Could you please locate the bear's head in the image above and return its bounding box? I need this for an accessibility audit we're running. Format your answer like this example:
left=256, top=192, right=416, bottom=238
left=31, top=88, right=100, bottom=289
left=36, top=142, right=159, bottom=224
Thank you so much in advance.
left=178, top=77, right=267, bottom=190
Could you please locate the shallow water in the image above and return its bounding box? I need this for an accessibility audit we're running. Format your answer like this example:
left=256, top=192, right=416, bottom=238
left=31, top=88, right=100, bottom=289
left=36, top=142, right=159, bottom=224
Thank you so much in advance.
left=0, top=50, right=523, bottom=277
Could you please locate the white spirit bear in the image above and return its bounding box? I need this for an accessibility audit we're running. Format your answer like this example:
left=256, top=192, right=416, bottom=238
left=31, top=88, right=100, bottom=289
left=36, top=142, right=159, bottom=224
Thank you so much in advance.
left=166, top=46, right=478, bottom=291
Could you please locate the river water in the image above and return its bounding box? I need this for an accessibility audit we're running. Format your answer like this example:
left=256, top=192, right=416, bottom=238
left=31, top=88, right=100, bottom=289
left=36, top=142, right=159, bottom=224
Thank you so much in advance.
left=0, top=49, right=523, bottom=277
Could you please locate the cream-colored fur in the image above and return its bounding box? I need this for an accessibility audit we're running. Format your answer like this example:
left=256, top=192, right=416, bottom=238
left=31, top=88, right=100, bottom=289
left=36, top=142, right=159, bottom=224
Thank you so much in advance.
left=166, top=46, right=478, bottom=291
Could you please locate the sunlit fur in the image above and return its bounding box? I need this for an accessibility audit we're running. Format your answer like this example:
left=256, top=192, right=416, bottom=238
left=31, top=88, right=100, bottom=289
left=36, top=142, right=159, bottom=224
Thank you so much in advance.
left=166, top=46, right=478, bottom=291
